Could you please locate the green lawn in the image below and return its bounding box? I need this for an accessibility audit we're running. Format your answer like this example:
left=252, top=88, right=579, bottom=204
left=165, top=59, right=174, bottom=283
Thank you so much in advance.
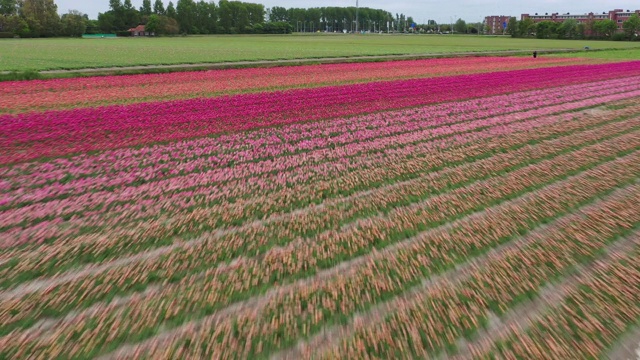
left=551, top=47, right=640, bottom=60
left=1, top=34, right=640, bottom=71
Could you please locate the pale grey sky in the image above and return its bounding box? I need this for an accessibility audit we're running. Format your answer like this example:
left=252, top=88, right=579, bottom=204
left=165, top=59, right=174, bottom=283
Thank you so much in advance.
left=55, top=0, right=640, bottom=23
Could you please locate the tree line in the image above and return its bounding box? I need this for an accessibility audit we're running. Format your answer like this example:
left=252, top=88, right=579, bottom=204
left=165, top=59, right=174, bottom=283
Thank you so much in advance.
left=0, top=0, right=87, bottom=37
left=505, top=14, right=640, bottom=41
left=267, top=7, right=409, bottom=33
left=0, top=0, right=416, bottom=37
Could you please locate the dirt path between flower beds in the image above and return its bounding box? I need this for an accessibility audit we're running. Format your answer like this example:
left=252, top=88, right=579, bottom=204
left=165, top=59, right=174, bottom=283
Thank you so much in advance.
left=99, top=185, right=636, bottom=360
left=1, top=49, right=580, bottom=76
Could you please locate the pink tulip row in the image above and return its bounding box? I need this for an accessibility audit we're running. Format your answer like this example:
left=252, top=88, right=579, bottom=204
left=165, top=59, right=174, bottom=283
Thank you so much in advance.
left=3, top=83, right=638, bottom=231
left=3, top=75, right=635, bottom=204
left=322, top=189, right=640, bottom=359
left=3, top=94, right=637, bottom=255
left=2, top=61, right=639, bottom=164
left=2, top=113, right=634, bottom=301
left=3, top=150, right=634, bottom=359
left=1, top=76, right=638, bottom=233
left=0, top=57, right=592, bottom=112
left=476, top=238, right=639, bottom=360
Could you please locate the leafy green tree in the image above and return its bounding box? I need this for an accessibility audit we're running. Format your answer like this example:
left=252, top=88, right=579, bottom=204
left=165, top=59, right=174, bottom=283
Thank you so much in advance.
left=176, top=0, right=195, bottom=33
left=623, top=13, right=640, bottom=39
left=140, top=0, right=152, bottom=16
left=166, top=1, right=176, bottom=19
left=0, top=13, right=26, bottom=33
left=123, top=0, right=133, bottom=11
left=109, top=0, right=123, bottom=12
left=145, top=13, right=159, bottom=32
left=0, top=0, right=17, bottom=15
left=97, top=11, right=116, bottom=32
left=61, top=9, right=87, bottom=37
left=506, top=16, right=518, bottom=36
left=145, top=13, right=179, bottom=34
left=194, top=1, right=216, bottom=34
left=557, top=19, right=578, bottom=39
left=153, top=0, right=165, bottom=15
left=453, top=18, right=466, bottom=33
left=535, top=20, right=558, bottom=39
left=19, top=0, right=60, bottom=36
left=518, top=17, right=534, bottom=36
left=594, top=19, right=617, bottom=38
left=268, top=6, right=287, bottom=22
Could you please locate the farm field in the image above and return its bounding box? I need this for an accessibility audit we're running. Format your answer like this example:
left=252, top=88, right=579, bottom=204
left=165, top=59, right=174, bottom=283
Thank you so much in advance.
left=1, top=34, right=640, bottom=71
left=1, top=56, right=640, bottom=359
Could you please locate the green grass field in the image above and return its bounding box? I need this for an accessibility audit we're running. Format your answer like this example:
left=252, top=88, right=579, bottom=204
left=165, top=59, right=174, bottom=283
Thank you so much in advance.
left=1, top=34, right=640, bottom=71
left=552, top=47, right=640, bottom=60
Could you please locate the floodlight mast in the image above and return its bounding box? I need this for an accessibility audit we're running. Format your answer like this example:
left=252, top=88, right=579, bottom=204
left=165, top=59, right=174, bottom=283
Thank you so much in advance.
left=356, top=0, right=359, bottom=33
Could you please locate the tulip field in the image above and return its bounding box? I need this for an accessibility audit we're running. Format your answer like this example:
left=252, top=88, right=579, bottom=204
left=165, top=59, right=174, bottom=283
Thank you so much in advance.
left=1, top=56, right=639, bottom=359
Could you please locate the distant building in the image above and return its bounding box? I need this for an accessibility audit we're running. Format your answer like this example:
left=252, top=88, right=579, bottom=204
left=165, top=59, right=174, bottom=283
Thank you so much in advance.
left=484, top=15, right=511, bottom=34
left=128, top=25, right=154, bottom=36
left=521, top=9, right=640, bottom=31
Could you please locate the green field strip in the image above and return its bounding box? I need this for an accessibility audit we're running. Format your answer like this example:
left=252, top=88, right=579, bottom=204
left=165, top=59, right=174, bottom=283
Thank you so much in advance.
left=1, top=36, right=639, bottom=72
left=2, top=147, right=638, bottom=358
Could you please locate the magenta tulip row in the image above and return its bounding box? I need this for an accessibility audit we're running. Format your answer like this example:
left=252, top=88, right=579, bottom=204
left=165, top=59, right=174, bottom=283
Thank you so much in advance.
left=2, top=88, right=638, bottom=247
left=2, top=75, right=634, bottom=200
left=2, top=61, right=639, bottom=164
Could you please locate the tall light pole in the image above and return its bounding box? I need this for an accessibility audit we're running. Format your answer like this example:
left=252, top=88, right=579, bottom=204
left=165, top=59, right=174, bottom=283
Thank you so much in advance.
left=355, top=0, right=359, bottom=33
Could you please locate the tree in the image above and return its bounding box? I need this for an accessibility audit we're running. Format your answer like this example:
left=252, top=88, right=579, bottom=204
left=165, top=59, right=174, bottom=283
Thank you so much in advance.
left=557, top=19, right=578, bottom=39
left=140, top=0, right=152, bottom=16
left=453, top=18, right=466, bottom=33
left=594, top=19, right=617, bottom=38
left=0, top=0, right=17, bottom=15
left=518, top=17, right=534, bottom=36
left=153, top=0, right=165, bottom=15
left=145, top=13, right=159, bottom=32
left=19, top=0, right=60, bottom=37
left=506, top=17, right=517, bottom=36
left=623, top=13, right=640, bottom=39
left=194, top=1, right=216, bottom=34
left=61, top=9, right=87, bottom=37
left=109, top=0, right=123, bottom=12
left=123, top=0, right=133, bottom=11
left=146, top=13, right=179, bottom=34
left=535, top=20, right=558, bottom=39
left=268, top=6, right=287, bottom=22
left=166, top=1, right=176, bottom=19
left=176, top=0, right=195, bottom=33
left=0, top=13, right=27, bottom=33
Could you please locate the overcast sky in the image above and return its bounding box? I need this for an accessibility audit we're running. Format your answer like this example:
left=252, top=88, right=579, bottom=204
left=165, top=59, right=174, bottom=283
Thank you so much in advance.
left=55, top=0, right=640, bottom=23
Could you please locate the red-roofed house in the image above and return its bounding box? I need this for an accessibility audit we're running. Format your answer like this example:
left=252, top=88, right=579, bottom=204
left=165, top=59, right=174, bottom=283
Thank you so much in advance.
left=128, top=25, right=153, bottom=36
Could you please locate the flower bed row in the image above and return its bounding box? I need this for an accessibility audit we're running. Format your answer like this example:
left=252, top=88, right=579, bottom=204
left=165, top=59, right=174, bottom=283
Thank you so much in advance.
left=5, top=152, right=635, bottom=359
left=321, top=191, right=639, bottom=359
left=3, top=76, right=636, bottom=207
left=2, top=103, right=637, bottom=287
left=477, top=240, right=639, bottom=359
left=4, top=88, right=637, bottom=240
left=0, top=57, right=593, bottom=113
left=1, top=145, right=637, bottom=358
left=2, top=61, right=639, bottom=164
